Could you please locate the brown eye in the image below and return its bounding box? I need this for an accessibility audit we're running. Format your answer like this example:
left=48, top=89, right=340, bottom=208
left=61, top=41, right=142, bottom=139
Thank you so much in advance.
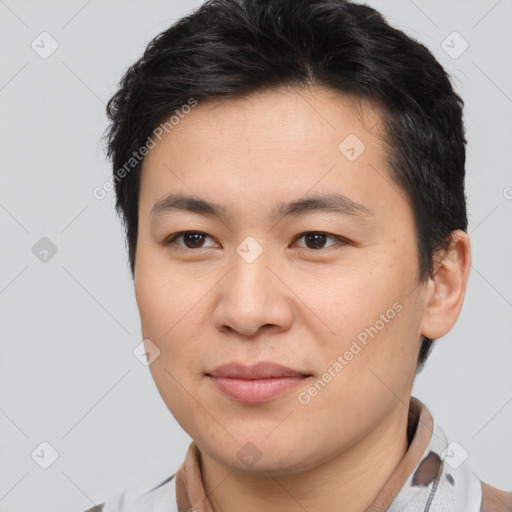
left=183, top=232, right=206, bottom=248
left=295, top=232, right=346, bottom=250
left=165, top=231, right=217, bottom=249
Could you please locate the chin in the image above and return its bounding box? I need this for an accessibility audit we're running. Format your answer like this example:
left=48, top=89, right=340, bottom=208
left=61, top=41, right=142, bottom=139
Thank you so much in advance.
left=198, top=430, right=324, bottom=475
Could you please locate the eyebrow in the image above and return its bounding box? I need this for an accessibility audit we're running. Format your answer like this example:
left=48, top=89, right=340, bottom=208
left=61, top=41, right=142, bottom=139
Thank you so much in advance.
left=150, top=192, right=373, bottom=222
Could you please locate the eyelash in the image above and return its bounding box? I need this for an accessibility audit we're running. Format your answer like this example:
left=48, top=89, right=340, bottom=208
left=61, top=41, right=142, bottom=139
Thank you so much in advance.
left=163, top=231, right=350, bottom=252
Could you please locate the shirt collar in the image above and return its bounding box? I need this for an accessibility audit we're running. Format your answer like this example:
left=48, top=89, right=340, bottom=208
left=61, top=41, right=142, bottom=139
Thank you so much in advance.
left=174, top=396, right=481, bottom=512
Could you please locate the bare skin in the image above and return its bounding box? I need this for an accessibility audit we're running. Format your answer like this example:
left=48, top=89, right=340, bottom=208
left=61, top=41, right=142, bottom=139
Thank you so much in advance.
left=134, top=85, right=471, bottom=512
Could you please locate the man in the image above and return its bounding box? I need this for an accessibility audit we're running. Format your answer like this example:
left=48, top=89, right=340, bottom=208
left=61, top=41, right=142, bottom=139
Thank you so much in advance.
left=86, top=0, right=512, bottom=510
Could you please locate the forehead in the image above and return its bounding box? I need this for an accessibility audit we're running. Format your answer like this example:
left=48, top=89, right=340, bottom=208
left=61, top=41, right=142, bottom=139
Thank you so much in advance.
left=144, top=85, right=385, bottom=163
left=139, top=86, right=406, bottom=226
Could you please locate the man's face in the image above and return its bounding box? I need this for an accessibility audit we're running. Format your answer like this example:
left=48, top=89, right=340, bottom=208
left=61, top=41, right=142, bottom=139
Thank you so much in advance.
left=134, top=86, right=428, bottom=474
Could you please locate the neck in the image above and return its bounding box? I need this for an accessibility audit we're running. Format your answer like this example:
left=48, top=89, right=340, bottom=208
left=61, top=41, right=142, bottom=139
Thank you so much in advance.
left=200, top=402, right=410, bottom=512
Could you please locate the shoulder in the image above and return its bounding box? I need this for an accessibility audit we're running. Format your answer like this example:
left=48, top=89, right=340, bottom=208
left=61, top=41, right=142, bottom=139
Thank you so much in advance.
left=78, top=473, right=177, bottom=512
left=480, top=481, right=512, bottom=511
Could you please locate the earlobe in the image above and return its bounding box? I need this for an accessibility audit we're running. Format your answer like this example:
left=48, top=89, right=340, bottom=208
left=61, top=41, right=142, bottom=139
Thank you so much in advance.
left=420, top=230, right=472, bottom=340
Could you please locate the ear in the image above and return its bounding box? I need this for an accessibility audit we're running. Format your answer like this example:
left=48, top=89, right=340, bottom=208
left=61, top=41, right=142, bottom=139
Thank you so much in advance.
left=420, top=230, right=471, bottom=339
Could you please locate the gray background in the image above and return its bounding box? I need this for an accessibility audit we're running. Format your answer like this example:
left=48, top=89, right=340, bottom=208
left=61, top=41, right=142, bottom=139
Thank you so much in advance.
left=0, top=1, right=511, bottom=511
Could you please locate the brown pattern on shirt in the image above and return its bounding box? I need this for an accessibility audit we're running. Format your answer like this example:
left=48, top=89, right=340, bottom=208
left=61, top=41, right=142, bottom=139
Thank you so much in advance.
left=481, top=482, right=512, bottom=511
left=82, top=505, right=104, bottom=512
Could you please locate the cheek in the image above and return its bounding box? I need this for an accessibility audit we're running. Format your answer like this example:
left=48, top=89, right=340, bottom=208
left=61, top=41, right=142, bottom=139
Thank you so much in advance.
left=305, top=259, right=421, bottom=383
left=135, top=271, right=208, bottom=428
left=134, top=263, right=210, bottom=378
left=134, top=276, right=169, bottom=338
left=295, top=262, right=403, bottom=340
left=134, top=253, right=195, bottom=336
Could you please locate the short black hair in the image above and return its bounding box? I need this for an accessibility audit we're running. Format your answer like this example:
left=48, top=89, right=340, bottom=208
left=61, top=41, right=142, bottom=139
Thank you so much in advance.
left=103, top=0, right=468, bottom=372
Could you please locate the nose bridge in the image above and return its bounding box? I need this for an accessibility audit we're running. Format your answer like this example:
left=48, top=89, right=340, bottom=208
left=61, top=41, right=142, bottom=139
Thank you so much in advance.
left=235, top=234, right=266, bottom=265
left=230, top=234, right=272, bottom=302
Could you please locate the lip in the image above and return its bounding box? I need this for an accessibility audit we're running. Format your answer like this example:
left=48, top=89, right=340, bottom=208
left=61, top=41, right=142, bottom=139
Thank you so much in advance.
left=206, top=362, right=311, bottom=403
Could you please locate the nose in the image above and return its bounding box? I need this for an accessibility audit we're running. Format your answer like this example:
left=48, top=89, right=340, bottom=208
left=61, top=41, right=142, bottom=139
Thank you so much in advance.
left=211, top=246, right=294, bottom=338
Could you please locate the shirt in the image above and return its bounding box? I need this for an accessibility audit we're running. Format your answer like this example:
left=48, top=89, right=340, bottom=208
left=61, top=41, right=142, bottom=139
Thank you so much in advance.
left=82, top=397, right=512, bottom=511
